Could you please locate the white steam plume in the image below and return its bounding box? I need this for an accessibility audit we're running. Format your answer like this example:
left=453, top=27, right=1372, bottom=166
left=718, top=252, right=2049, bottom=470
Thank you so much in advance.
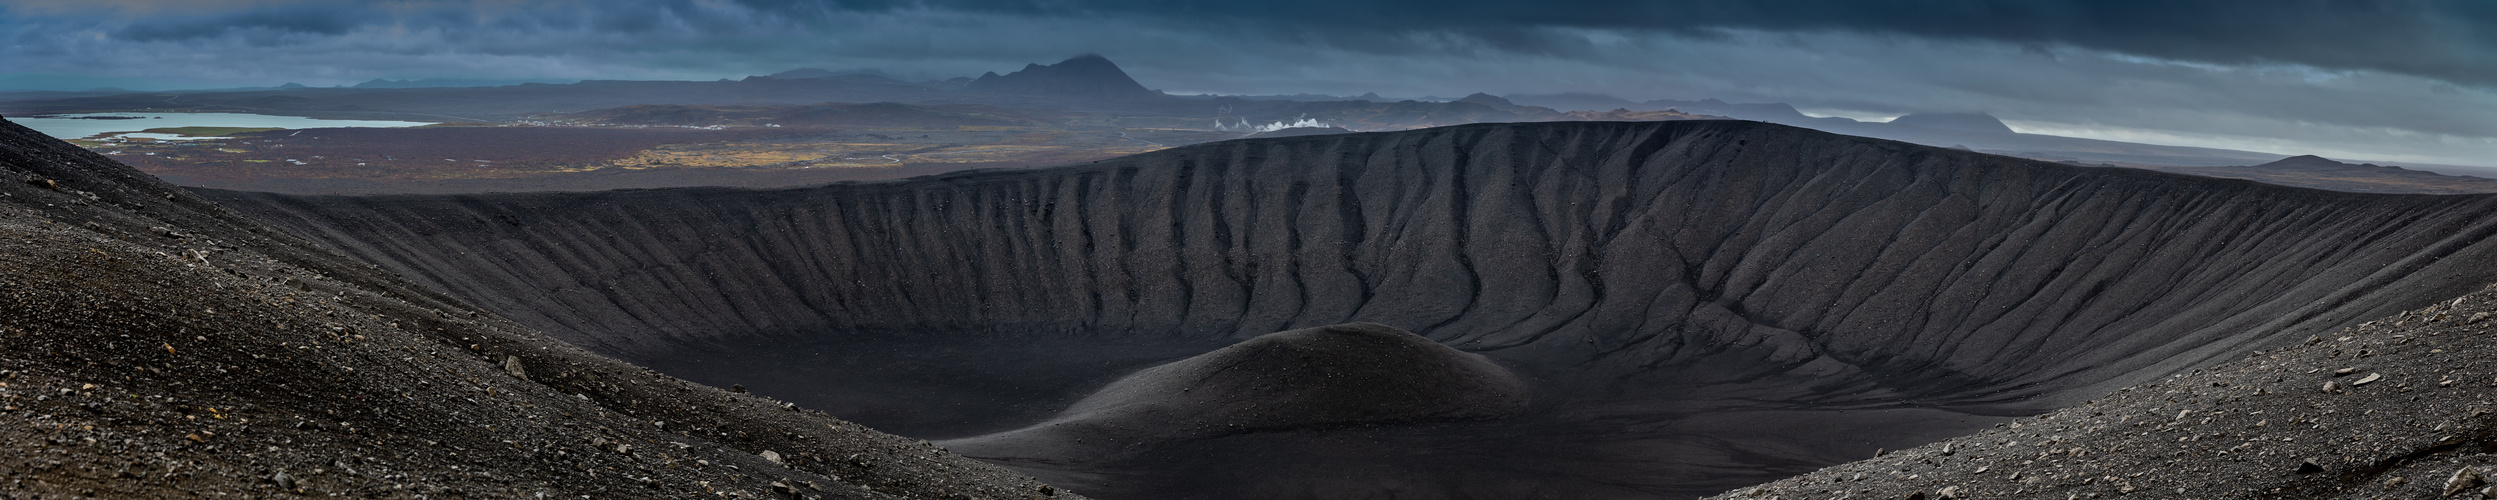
left=1213, top=114, right=1336, bottom=133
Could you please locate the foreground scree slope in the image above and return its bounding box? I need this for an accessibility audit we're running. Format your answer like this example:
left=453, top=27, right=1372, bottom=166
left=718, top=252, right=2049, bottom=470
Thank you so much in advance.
left=1719, top=284, right=2497, bottom=499
left=211, top=120, right=2497, bottom=498
left=0, top=117, right=1073, bottom=498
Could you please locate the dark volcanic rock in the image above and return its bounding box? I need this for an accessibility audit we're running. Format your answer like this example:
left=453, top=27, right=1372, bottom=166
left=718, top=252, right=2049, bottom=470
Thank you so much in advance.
left=205, top=120, right=2497, bottom=498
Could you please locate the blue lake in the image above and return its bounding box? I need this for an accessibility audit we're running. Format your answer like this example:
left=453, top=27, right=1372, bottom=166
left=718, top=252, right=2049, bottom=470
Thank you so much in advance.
left=12, top=113, right=437, bottom=141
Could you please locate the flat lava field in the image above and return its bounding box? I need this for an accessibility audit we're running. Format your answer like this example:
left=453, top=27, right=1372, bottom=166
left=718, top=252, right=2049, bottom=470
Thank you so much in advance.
left=80, top=124, right=1236, bottom=194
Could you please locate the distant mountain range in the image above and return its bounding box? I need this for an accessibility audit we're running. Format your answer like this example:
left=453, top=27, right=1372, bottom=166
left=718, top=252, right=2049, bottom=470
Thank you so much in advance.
left=763, top=68, right=902, bottom=80
left=1886, top=112, right=2017, bottom=134
left=2136, top=154, right=2497, bottom=194
left=352, top=78, right=564, bottom=89
left=8, top=54, right=2490, bottom=179
left=962, top=54, right=1163, bottom=100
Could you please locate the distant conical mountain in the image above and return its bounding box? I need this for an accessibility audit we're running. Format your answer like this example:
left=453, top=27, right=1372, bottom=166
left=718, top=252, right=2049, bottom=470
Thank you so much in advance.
left=1454, top=92, right=1519, bottom=108
left=2254, top=154, right=2357, bottom=170
left=1887, top=112, right=2017, bottom=134
left=961, top=54, right=1160, bottom=99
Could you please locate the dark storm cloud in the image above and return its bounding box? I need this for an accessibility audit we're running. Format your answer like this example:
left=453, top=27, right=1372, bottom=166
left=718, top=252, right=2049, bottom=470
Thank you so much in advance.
left=2, top=0, right=2493, bottom=165
left=116, top=5, right=364, bottom=42
left=16, top=1, right=2493, bottom=86
left=887, top=0, right=2497, bottom=88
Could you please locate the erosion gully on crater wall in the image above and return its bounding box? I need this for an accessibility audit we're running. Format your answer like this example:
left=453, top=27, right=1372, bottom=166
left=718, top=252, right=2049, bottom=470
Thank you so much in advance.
left=207, top=120, right=2497, bottom=498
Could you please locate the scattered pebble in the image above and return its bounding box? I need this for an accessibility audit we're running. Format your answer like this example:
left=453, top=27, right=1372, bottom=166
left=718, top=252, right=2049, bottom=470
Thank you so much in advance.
left=2448, top=467, right=2484, bottom=497
left=502, top=355, right=527, bottom=381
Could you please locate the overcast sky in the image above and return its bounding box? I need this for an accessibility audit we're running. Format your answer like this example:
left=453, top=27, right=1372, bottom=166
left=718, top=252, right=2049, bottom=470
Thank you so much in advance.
left=4, top=0, right=2495, bottom=166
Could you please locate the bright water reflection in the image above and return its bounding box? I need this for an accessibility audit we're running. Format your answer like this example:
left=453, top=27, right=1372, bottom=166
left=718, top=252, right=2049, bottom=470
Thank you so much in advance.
left=13, top=112, right=437, bottom=140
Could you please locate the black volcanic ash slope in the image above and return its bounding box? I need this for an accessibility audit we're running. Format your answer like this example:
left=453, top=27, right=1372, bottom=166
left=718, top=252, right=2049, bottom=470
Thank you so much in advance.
left=207, top=120, right=2497, bottom=498
left=0, top=117, right=1072, bottom=498
left=1719, top=283, right=2497, bottom=500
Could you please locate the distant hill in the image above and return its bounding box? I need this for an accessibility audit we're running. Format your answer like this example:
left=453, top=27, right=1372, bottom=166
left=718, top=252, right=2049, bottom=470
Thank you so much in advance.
left=1454, top=92, right=1519, bottom=107
left=961, top=54, right=1161, bottom=100
left=1504, top=92, right=1642, bottom=111
left=1562, top=108, right=1719, bottom=122
left=765, top=68, right=900, bottom=80
left=1887, top=112, right=2017, bottom=134
left=2141, top=154, right=2497, bottom=194
left=550, top=102, right=1040, bottom=129
left=351, top=78, right=555, bottom=89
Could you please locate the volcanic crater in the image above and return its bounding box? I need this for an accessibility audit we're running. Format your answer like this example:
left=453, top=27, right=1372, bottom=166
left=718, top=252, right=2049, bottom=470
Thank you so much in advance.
left=197, top=119, right=2497, bottom=498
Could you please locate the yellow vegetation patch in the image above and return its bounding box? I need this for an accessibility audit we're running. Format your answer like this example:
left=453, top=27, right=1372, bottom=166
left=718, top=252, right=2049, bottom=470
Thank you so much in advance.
left=608, top=142, right=914, bottom=169
left=594, top=141, right=1129, bottom=170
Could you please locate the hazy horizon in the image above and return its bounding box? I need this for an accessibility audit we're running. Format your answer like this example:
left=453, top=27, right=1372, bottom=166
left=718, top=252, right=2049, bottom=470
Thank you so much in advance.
left=4, top=1, right=2494, bottom=167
